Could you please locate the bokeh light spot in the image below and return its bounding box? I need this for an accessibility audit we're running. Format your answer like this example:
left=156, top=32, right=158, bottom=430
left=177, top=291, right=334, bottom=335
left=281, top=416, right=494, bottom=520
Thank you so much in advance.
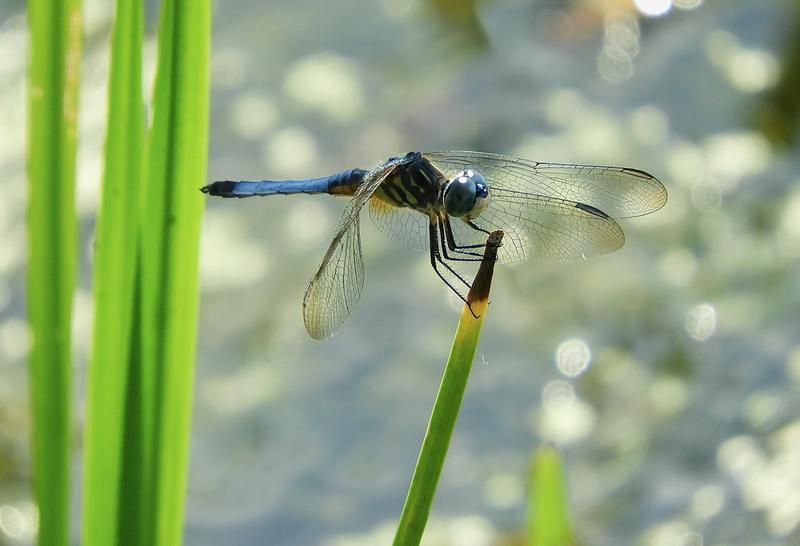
left=543, top=88, right=584, bottom=127
left=658, top=249, right=697, bottom=287
left=283, top=53, right=364, bottom=123
left=555, top=339, right=591, bottom=377
left=263, top=127, right=318, bottom=176
left=787, top=345, right=800, bottom=385
left=201, top=364, right=282, bottom=416
left=483, top=473, right=523, bottom=509
left=691, top=178, right=722, bottom=211
left=690, top=484, right=726, bottom=520
left=447, top=516, right=495, bottom=546
left=778, top=188, right=800, bottom=258
left=726, top=49, right=779, bottom=93
left=533, top=398, right=596, bottom=446
left=635, top=0, right=672, bottom=17
left=649, top=376, right=688, bottom=417
left=674, top=0, right=702, bottom=9
left=380, top=0, right=414, bottom=19
left=0, top=319, right=31, bottom=362
left=598, top=48, right=634, bottom=83
left=542, top=380, right=575, bottom=412
left=742, top=391, right=783, bottom=431
left=705, top=131, right=771, bottom=182
left=211, top=48, right=247, bottom=89
left=641, top=522, right=698, bottom=546
left=230, top=93, right=278, bottom=139
left=0, top=505, right=25, bottom=538
left=629, top=105, right=670, bottom=145
left=286, top=200, right=332, bottom=246
left=686, top=303, right=716, bottom=341
left=200, top=211, right=270, bottom=290
left=677, top=532, right=704, bottom=546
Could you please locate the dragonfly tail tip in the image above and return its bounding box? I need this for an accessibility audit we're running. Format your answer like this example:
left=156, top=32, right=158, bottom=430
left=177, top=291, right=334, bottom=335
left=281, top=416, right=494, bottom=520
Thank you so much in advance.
left=201, top=180, right=238, bottom=197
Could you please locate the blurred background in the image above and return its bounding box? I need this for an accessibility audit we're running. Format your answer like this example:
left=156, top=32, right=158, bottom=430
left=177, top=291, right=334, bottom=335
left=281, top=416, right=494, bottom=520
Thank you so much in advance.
left=2, top=0, right=800, bottom=544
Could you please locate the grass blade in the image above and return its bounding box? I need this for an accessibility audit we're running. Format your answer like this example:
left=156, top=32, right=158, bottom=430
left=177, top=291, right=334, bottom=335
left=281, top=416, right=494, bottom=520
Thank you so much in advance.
left=80, top=0, right=144, bottom=543
left=26, top=1, right=81, bottom=544
left=393, top=231, right=504, bottom=546
left=526, top=445, right=575, bottom=546
left=137, top=0, right=211, bottom=543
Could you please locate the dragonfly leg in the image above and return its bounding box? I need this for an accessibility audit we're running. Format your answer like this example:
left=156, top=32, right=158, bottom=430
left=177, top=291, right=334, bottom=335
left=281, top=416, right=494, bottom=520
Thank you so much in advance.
left=438, top=221, right=483, bottom=262
left=428, top=223, right=481, bottom=319
left=465, top=219, right=492, bottom=236
left=428, top=224, right=469, bottom=293
left=443, top=217, right=486, bottom=255
left=428, top=224, right=472, bottom=289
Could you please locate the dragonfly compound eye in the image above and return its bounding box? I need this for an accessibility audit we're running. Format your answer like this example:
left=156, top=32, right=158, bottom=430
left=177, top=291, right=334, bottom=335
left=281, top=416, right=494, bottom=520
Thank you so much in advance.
left=443, top=169, right=489, bottom=218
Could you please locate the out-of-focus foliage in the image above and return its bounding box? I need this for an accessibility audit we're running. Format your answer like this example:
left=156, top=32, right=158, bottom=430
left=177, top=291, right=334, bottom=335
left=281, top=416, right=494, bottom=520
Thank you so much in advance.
left=526, top=445, right=574, bottom=546
left=2, top=0, right=800, bottom=545
left=752, top=4, right=800, bottom=147
left=426, top=0, right=489, bottom=52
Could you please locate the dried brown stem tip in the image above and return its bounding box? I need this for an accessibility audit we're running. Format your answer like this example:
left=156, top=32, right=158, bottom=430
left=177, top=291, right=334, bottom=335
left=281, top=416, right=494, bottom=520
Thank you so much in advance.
left=466, top=230, right=504, bottom=304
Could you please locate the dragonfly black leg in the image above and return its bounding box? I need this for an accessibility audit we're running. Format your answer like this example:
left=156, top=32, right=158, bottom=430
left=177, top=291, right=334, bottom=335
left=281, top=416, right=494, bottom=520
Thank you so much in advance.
left=428, top=224, right=469, bottom=301
left=429, top=224, right=472, bottom=289
left=443, top=217, right=486, bottom=258
left=428, top=223, right=481, bottom=319
left=438, top=220, right=483, bottom=262
left=465, top=219, right=492, bottom=236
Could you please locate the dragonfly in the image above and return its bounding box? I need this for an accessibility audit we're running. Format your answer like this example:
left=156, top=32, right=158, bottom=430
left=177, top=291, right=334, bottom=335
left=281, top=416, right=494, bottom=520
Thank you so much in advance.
left=202, top=151, right=667, bottom=340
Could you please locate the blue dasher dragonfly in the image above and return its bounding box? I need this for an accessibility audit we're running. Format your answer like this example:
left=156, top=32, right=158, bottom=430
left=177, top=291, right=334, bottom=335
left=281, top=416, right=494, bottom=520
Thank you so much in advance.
left=202, top=151, right=667, bottom=340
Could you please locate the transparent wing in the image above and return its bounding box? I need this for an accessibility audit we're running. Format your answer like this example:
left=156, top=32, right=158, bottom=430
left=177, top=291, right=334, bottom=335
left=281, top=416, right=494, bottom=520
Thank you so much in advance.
left=424, top=150, right=667, bottom=219
left=445, top=191, right=625, bottom=263
left=368, top=197, right=429, bottom=252
left=424, top=151, right=666, bottom=263
left=302, top=159, right=405, bottom=340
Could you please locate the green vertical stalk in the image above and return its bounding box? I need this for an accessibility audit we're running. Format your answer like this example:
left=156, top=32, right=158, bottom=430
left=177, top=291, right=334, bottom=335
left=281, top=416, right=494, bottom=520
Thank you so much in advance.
left=26, top=1, right=81, bottom=545
left=393, top=231, right=504, bottom=546
left=137, top=0, right=211, bottom=543
left=81, top=0, right=144, bottom=543
left=526, top=445, right=574, bottom=546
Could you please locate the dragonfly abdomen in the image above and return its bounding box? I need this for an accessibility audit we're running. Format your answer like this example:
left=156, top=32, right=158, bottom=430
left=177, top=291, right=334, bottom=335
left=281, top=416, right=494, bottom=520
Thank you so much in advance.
left=201, top=168, right=367, bottom=198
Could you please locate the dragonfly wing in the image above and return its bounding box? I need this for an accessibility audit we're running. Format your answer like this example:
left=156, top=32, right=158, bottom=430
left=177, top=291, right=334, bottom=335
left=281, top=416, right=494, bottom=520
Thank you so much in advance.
left=424, top=150, right=663, bottom=263
left=302, top=159, right=405, bottom=339
left=424, top=151, right=667, bottom=219
left=302, top=215, right=365, bottom=340
left=458, top=189, right=625, bottom=263
left=368, top=197, right=429, bottom=252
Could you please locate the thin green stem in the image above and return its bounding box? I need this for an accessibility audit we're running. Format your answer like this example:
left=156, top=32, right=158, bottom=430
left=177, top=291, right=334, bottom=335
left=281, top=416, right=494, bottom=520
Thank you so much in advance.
left=81, top=0, right=144, bottom=543
left=526, top=445, right=574, bottom=546
left=393, top=231, right=503, bottom=546
left=26, top=1, right=81, bottom=544
left=137, top=1, right=211, bottom=543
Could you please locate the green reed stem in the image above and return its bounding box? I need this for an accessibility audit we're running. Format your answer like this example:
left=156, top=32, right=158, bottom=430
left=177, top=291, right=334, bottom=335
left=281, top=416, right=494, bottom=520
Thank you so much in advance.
left=526, top=445, right=575, bottom=546
left=393, top=231, right=504, bottom=546
left=81, top=0, right=144, bottom=543
left=137, top=1, right=211, bottom=543
left=26, top=1, right=81, bottom=544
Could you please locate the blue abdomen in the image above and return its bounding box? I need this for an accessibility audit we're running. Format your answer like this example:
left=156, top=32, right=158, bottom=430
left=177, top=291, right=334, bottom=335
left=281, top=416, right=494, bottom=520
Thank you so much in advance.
left=201, top=168, right=366, bottom=198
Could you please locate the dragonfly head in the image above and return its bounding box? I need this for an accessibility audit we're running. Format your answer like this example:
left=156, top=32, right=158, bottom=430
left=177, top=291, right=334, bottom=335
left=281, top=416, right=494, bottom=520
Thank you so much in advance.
left=443, top=169, right=490, bottom=218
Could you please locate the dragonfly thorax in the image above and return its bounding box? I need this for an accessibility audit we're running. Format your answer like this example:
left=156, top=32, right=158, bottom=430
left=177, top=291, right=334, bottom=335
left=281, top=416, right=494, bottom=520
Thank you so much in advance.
left=443, top=169, right=490, bottom=218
